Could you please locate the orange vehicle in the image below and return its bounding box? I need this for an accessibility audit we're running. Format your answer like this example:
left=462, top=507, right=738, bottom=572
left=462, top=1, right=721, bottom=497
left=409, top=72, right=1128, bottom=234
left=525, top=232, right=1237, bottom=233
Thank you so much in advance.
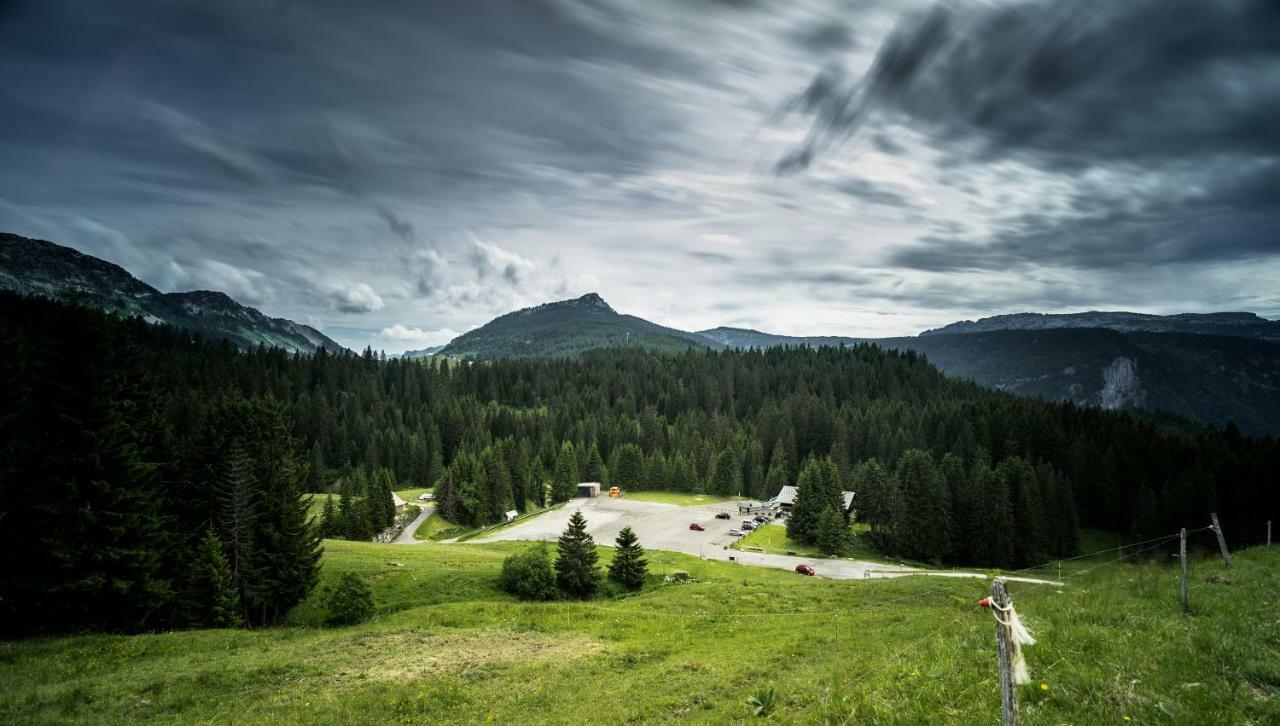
left=608, top=486, right=621, bottom=498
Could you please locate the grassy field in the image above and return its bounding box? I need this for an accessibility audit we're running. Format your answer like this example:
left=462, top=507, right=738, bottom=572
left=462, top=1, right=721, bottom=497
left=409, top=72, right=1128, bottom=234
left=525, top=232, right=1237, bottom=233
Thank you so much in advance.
left=394, top=488, right=432, bottom=503
left=3, top=538, right=1277, bottom=723
left=413, top=512, right=475, bottom=541
left=623, top=491, right=737, bottom=506
left=304, top=493, right=338, bottom=522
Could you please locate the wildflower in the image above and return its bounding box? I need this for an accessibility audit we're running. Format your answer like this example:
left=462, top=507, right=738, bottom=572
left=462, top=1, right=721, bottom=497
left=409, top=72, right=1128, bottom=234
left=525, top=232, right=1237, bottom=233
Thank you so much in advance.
left=1040, top=683, right=1050, bottom=692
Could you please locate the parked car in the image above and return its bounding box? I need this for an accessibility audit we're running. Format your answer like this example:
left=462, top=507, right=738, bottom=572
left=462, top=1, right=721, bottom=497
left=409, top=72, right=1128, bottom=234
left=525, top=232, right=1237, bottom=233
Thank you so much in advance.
left=689, top=522, right=705, bottom=531
left=728, top=529, right=745, bottom=537
left=418, top=493, right=433, bottom=501
left=714, top=512, right=731, bottom=520
left=795, top=564, right=816, bottom=576
left=742, top=521, right=757, bottom=530
left=753, top=515, right=768, bottom=523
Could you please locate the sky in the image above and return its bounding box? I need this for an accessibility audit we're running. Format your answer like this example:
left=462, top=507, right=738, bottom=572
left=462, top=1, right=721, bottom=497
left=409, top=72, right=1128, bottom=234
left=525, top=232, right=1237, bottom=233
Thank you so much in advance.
left=1, top=0, right=1278, bottom=353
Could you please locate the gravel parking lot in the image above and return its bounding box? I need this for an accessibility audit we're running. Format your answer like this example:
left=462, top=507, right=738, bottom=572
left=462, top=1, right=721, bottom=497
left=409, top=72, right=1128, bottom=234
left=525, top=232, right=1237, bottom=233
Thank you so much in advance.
left=471, top=496, right=913, bottom=580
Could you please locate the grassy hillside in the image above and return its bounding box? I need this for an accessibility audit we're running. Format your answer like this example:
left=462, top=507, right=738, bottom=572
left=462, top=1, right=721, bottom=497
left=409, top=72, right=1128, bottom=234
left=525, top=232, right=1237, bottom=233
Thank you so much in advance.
left=3, top=539, right=1277, bottom=723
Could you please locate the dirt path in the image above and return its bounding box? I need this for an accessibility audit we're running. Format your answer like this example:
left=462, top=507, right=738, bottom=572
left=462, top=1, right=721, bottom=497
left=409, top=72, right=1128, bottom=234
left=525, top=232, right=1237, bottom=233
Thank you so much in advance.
left=392, top=504, right=434, bottom=544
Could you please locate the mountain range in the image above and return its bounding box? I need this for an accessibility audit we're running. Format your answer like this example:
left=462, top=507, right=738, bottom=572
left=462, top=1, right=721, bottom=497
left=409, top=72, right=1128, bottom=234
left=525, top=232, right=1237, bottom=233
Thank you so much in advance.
left=3, top=231, right=1278, bottom=433
left=441, top=294, right=1280, bottom=434
left=0, top=233, right=343, bottom=354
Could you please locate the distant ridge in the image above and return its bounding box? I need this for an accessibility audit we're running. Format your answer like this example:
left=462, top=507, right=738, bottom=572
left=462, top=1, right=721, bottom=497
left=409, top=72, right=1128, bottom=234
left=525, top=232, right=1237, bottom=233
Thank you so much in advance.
left=0, top=232, right=344, bottom=354
left=923, top=311, right=1280, bottom=342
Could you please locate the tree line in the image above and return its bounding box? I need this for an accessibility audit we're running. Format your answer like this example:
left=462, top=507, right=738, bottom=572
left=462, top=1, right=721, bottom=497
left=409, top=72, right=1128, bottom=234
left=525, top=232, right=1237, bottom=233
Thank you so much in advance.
left=2, top=293, right=1277, bottom=630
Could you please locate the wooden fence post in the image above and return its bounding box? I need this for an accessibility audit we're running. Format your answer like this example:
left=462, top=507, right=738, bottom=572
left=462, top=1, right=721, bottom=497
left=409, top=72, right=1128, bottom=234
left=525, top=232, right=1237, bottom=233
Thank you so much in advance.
left=992, top=578, right=1018, bottom=726
left=1179, top=528, right=1189, bottom=614
left=1210, top=513, right=1233, bottom=569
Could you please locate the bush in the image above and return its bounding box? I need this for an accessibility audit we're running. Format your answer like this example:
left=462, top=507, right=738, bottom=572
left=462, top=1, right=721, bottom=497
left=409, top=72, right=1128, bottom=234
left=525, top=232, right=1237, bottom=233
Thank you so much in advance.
left=324, top=572, right=375, bottom=626
left=500, top=544, right=557, bottom=601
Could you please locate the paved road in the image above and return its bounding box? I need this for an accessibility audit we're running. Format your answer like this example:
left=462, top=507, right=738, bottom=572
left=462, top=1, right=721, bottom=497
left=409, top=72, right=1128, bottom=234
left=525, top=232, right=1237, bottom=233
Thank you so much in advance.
left=392, top=503, right=435, bottom=544
left=470, top=497, right=916, bottom=580
left=470, top=497, right=1064, bottom=585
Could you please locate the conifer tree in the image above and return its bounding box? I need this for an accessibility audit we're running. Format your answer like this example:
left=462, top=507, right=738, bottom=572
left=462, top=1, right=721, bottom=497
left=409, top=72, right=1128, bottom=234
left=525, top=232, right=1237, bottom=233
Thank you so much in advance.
left=551, top=441, right=579, bottom=503
left=894, top=449, right=953, bottom=563
left=607, top=526, right=648, bottom=590
left=319, top=494, right=338, bottom=539
left=555, top=511, right=599, bottom=598
left=787, top=458, right=842, bottom=545
left=185, top=529, right=242, bottom=628
left=610, top=443, right=645, bottom=492
left=583, top=442, right=606, bottom=484
left=709, top=449, right=741, bottom=496
left=815, top=507, right=849, bottom=556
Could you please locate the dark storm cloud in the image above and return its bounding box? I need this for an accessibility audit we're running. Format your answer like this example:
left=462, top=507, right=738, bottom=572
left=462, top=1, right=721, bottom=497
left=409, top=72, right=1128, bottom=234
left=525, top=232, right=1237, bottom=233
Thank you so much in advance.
left=791, top=21, right=857, bottom=55
left=783, top=0, right=1280, bottom=170
left=779, top=0, right=1280, bottom=274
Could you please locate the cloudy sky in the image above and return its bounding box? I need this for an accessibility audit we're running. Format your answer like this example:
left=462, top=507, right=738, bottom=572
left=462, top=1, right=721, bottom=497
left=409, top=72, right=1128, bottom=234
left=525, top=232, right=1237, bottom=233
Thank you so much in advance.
left=2, top=0, right=1277, bottom=352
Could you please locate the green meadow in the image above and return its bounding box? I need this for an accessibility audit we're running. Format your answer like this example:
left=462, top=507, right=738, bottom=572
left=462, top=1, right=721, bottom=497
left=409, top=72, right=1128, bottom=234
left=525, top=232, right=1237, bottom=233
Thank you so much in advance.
left=2, top=540, right=1277, bottom=724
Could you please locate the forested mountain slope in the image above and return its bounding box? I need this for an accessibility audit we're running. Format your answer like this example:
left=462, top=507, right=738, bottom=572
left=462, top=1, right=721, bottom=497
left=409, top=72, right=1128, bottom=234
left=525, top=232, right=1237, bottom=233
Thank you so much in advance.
left=0, top=232, right=343, bottom=353
left=875, top=329, right=1280, bottom=435
left=4, top=293, right=1277, bottom=634
left=438, top=292, right=717, bottom=360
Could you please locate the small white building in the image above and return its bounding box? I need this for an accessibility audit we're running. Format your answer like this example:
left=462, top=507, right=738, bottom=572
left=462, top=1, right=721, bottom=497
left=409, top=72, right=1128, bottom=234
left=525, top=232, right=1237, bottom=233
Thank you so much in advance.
left=576, top=482, right=602, bottom=498
left=391, top=492, right=407, bottom=512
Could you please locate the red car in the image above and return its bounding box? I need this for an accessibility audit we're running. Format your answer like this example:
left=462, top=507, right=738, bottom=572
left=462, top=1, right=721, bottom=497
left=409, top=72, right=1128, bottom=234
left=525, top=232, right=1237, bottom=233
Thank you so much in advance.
left=795, top=564, right=815, bottom=576
left=689, top=522, right=705, bottom=531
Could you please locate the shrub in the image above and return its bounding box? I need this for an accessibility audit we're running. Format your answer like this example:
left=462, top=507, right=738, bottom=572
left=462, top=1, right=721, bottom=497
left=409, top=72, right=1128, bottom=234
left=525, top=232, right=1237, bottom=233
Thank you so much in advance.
left=500, top=544, right=557, bottom=601
left=324, top=572, right=375, bottom=626
left=747, top=687, right=776, bottom=717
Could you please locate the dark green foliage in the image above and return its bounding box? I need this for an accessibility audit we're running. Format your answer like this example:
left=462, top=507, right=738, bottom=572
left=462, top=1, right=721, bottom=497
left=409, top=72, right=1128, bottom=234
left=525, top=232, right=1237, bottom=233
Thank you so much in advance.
left=787, top=458, right=843, bottom=546
left=583, top=442, right=607, bottom=485
left=324, top=572, right=374, bottom=626
left=708, top=449, right=741, bottom=496
left=551, top=442, right=579, bottom=503
left=182, top=529, right=242, bottom=628
left=815, top=507, right=849, bottom=556
left=609, top=443, right=645, bottom=491
left=894, top=450, right=953, bottom=564
left=318, top=495, right=338, bottom=539
left=555, top=511, right=599, bottom=598
left=608, top=526, right=648, bottom=590
left=499, top=544, right=558, bottom=600
left=3, top=292, right=1280, bottom=635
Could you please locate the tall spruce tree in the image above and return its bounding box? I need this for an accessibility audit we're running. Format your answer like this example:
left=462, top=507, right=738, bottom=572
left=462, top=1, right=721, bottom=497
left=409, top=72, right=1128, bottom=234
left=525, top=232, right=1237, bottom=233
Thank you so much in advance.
left=894, top=449, right=953, bottom=563
left=551, top=441, right=579, bottom=503
left=555, top=511, right=599, bottom=598
left=815, top=506, right=849, bottom=556
left=610, top=443, right=645, bottom=492
left=183, top=529, right=242, bottom=628
left=607, top=526, right=648, bottom=590
left=708, top=449, right=741, bottom=496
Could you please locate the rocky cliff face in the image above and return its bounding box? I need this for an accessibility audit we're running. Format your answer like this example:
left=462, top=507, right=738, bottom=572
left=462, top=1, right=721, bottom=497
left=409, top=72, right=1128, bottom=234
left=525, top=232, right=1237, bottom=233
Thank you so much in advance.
left=1100, top=356, right=1145, bottom=410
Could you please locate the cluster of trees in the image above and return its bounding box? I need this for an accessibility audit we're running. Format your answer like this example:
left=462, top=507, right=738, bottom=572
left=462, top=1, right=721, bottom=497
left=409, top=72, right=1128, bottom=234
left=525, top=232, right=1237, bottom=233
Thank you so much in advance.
left=499, top=513, right=648, bottom=600
left=4, top=294, right=1279, bottom=631
left=785, top=458, right=851, bottom=556
left=0, top=295, right=321, bottom=633
left=852, top=451, right=1079, bottom=567
left=317, top=467, right=399, bottom=540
